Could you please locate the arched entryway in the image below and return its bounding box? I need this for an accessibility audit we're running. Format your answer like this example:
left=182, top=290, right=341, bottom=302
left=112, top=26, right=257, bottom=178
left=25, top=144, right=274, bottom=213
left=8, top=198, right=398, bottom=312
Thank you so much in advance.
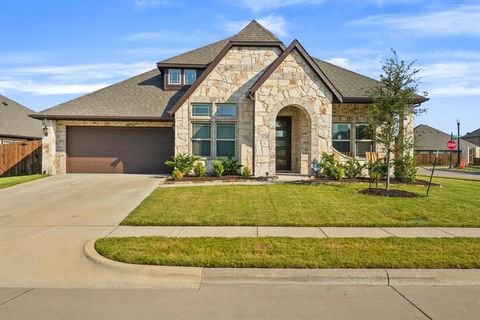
left=275, top=105, right=311, bottom=174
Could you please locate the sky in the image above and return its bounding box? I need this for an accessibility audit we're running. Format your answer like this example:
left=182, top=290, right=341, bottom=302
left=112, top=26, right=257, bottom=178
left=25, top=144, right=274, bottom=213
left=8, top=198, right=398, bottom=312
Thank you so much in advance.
left=0, top=0, right=479, bottom=135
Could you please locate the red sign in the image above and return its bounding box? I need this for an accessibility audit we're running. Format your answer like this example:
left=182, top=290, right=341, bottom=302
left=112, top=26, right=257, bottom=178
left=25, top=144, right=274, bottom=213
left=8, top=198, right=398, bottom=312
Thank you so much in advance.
left=447, top=140, right=456, bottom=150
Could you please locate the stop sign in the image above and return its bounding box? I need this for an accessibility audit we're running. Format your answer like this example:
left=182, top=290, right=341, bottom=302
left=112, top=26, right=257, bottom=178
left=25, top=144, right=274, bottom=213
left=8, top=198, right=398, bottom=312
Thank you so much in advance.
left=447, top=140, right=456, bottom=150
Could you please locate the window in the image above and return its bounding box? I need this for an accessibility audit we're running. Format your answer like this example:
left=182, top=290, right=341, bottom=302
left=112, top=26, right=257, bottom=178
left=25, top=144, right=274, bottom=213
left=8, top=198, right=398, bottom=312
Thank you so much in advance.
left=168, top=69, right=181, bottom=85
left=355, top=124, right=373, bottom=157
left=192, top=103, right=211, bottom=117
left=184, top=69, right=197, bottom=85
left=216, top=123, right=235, bottom=157
left=2, top=140, right=13, bottom=144
left=216, top=104, right=236, bottom=118
left=192, top=123, right=211, bottom=157
left=332, top=123, right=351, bottom=154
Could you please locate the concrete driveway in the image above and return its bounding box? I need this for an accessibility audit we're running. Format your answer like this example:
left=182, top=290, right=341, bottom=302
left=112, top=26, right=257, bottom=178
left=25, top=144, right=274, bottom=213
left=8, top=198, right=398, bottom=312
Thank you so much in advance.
left=0, top=174, right=164, bottom=288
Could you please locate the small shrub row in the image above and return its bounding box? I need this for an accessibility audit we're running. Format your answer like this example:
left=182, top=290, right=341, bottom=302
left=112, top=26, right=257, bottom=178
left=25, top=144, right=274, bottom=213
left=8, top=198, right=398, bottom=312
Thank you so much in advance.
left=165, top=154, right=251, bottom=179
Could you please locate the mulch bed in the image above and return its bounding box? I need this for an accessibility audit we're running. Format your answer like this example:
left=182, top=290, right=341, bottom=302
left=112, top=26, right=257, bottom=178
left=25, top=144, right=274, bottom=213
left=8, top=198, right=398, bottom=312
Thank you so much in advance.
left=292, top=177, right=440, bottom=187
left=164, top=175, right=275, bottom=184
left=359, top=188, right=421, bottom=198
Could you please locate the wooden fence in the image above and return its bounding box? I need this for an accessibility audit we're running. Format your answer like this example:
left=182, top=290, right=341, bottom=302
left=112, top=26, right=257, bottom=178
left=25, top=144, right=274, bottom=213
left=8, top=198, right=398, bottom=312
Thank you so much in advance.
left=416, top=153, right=458, bottom=166
left=0, top=140, right=42, bottom=177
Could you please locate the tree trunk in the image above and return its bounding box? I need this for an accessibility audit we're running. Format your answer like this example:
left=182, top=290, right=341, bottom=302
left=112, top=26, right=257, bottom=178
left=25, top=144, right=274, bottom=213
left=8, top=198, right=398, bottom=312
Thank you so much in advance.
left=386, top=144, right=391, bottom=191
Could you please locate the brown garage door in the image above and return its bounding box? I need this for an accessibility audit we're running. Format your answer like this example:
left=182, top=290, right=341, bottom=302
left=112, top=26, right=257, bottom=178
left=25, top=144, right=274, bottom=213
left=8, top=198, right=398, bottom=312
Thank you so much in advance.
left=66, top=126, right=173, bottom=174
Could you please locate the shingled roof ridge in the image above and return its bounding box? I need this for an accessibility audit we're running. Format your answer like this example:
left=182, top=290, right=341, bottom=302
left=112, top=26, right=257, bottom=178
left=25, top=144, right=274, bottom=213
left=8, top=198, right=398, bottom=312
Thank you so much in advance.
left=158, top=37, right=232, bottom=65
left=313, top=57, right=381, bottom=84
left=231, top=19, right=282, bottom=42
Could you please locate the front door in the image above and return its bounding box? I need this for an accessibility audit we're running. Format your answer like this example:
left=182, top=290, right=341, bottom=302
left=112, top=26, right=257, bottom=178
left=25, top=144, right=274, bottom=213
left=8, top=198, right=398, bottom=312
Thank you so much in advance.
left=275, top=117, right=292, bottom=171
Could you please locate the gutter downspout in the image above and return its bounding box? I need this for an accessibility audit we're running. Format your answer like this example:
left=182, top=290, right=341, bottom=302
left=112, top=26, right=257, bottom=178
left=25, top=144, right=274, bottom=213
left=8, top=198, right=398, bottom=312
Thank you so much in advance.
left=249, top=91, right=256, bottom=176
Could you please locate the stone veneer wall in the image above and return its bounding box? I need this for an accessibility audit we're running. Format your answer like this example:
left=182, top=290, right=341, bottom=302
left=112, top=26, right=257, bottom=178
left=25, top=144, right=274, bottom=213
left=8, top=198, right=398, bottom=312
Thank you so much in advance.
left=42, top=120, right=173, bottom=174
left=254, top=50, right=333, bottom=175
left=174, top=46, right=282, bottom=171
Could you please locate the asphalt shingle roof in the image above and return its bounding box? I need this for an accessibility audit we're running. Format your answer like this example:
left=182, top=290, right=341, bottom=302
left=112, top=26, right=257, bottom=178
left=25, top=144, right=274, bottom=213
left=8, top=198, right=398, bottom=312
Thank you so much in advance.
left=414, top=124, right=477, bottom=151
left=465, top=128, right=480, bottom=138
left=0, top=95, right=42, bottom=138
left=36, top=69, right=182, bottom=120
left=34, top=20, right=404, bottom=119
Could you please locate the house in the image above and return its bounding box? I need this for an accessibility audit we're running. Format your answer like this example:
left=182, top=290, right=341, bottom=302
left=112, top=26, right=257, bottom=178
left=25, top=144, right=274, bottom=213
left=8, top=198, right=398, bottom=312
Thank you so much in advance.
left=0, top=95, right=42, bottom=144
left=463, top=128, right=480, bottom=147
left=414, top=124, right=477, bottom=165
left=31, top=20, right=425, bottom=175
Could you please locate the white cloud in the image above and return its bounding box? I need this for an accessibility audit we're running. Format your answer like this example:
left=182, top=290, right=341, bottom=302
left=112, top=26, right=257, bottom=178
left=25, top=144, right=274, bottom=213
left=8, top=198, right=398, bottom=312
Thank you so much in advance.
left=133, top=0, right=170, bottom=8
left=351, top=4, right=480, bottom=37
left=0, top=62, right=153, bottom=95
left=225, top=14, right=288, bottom=37
left=428, top=85, right=480, bottom=97
left=239, top=0, right=321, bottom=12
left=122, top=31, right=201, bottom=42
left=0, top=80, right=110, bottom=95
left=325, top=57, right=350, bottom=69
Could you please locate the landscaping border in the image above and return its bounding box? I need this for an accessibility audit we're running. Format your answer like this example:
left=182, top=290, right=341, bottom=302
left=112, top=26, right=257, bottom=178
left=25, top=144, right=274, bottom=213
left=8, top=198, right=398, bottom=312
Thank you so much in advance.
left=85, top=240, right=480, bottom=286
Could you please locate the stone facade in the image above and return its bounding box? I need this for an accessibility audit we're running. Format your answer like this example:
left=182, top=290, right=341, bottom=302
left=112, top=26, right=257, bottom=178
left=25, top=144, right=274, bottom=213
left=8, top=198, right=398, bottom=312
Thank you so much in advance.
left=42, top=120, right=173, bottom=174
left=254, top=50, right=333, bottom=175
left=174, top=46, right=282, bottom=171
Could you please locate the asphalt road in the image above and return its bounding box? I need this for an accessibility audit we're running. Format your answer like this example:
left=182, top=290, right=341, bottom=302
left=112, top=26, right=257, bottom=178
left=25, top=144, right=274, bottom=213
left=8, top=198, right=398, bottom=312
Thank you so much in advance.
left=1, top=284, right=479, bottom=320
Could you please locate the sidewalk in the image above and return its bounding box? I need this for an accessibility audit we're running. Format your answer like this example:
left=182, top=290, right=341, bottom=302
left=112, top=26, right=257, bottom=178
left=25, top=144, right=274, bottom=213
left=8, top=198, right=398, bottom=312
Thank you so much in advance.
left=109, top=226, right=480, bottom=238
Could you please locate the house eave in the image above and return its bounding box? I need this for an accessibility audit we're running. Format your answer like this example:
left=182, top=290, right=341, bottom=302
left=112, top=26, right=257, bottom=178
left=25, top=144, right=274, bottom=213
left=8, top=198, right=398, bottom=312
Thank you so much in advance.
left=29, top=114, right=174, bottom=122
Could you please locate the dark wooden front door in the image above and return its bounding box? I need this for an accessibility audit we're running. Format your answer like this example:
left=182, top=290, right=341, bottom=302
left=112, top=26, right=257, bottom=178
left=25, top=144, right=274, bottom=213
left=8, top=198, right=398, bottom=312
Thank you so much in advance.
left=275, top=117, right=292, bottom=171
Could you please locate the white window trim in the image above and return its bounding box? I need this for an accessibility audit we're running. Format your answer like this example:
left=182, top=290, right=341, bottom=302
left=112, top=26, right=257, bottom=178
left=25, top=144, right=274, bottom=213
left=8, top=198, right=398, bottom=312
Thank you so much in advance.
left=216, top=104, right=237, bottom=118
left=192, top=103, right=212, bottom=117
left=355, top=123, right=374, bottom=157
left=168, top=68, right=181, bottom=85
left=216, top=123, right=236, bottom=157
left=183, top=69, right=196, bottom=85
left=192, top=122, right=212, bottom=157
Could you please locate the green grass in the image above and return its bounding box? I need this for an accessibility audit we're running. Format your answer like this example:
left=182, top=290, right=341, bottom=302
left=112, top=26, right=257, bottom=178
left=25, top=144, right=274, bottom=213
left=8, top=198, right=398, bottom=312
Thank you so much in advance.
left=121, top=177, right=480, bottom=227
left=0, top=174, right=48, bottom=189
left=95, top=237, right=480, bottom=269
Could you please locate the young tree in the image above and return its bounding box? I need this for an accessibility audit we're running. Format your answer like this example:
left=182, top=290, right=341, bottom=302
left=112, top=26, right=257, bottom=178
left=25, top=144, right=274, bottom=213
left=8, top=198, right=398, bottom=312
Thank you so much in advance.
left=368, top=49, right=427, bottom=190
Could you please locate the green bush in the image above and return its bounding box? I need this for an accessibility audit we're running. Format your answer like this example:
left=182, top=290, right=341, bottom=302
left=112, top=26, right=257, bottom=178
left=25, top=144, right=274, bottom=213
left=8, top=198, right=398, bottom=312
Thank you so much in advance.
left=165, top=153, right=200, bottom=176
left=193, top=162, right=206, bottom=177
left=241, top=167, right=252, bottom=178
left=343, top=158, right=365, bottom=179
left=212, top=160, right=225, bottom=177
left=394, top=155, right=417, bottom=183
left=370, top=159, right=388, bottom=184
left=171, top=169, right=184, bottom=180
left=319, top=152, right=344, bottom=180
left=220, top=158, right=242, bottom=175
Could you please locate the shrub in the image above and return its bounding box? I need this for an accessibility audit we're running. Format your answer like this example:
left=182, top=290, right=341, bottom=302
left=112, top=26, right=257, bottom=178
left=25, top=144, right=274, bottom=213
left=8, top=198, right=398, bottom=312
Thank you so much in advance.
left=165, top=153, right=200, bottom=176
left=394, top=155, right=417, bottom=183
left=369, top=159, right=389, bottom=188
left=343, top=158, right=365, bottom=179
left=212, top=160, right=225, bottom=177
left=193, top=162, right=206, bottom=177
left=241, top=167, right=252, bottom=178
left=319, top=152, right=344, bottom=180
left=220, top=158, right=242, bottom=175
left=171, top=169, right=184, bottom=180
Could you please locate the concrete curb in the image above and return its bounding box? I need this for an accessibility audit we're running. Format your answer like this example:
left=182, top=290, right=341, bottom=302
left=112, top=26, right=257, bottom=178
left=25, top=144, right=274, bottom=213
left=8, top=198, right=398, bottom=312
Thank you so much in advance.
left=85, top=240, right=480, bottom=286
left=84, top=240, right=202, bottom=289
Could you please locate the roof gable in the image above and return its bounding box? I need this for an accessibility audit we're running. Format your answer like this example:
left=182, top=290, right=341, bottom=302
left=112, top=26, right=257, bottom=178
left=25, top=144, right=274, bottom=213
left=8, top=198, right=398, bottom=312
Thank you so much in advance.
left=0, top=95, right=42, bottom=138
left=414, top=124, right=477, bottom=150
left=249, top=40, right=343, bottom=102
left=231, top=20, right=281, bottom=42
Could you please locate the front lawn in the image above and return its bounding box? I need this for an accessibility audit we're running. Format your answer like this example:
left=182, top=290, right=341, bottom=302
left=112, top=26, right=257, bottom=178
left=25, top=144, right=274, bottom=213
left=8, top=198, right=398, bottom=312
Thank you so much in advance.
left=122, top=177, right=480, bottom=227
left=0, top=174, right=48, bottom=189
left=95, top=237, right=480, bottom=269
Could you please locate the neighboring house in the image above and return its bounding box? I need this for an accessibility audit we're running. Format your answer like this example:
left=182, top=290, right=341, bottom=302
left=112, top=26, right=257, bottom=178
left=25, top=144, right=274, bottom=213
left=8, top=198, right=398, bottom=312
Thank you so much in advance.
left=32, top=20, right=426, bottom=175
left=463, top=128, right=480, bottom=147
left=414, top=124, right=477, bottom=165
left=0, top=95, right=42, bottom=144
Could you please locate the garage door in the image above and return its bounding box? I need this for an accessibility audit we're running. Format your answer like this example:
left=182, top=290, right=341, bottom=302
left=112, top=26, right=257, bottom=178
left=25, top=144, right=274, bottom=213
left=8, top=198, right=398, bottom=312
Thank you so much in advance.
left=66, top=126, right=174, bottom=174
